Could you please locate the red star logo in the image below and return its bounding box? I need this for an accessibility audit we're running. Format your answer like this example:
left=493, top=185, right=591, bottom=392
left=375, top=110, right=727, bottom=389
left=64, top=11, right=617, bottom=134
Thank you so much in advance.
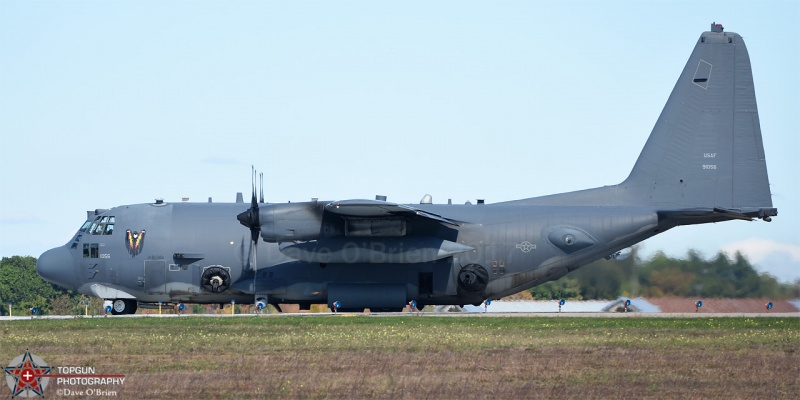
left=4, top=351, right=51, bottom=397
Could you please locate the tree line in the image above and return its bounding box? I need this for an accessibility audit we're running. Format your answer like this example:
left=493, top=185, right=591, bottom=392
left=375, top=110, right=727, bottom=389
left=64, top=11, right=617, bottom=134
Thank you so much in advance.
left=2, top=250, right=798, bottom=315
left=0, top=256, right=106, bottom=316
left=527, top=247, right=799, bottom=300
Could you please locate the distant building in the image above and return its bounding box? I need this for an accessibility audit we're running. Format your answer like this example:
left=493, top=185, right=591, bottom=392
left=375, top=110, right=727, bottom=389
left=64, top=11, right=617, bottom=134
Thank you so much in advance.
left=437, top=298, right=800, bottom=313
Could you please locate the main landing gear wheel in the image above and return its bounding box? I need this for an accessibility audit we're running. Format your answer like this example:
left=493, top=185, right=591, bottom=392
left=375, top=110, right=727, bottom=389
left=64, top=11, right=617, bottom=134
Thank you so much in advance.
left=111, top=299, right=138, bottom=315
left=201, top=267, right=231, bottom=293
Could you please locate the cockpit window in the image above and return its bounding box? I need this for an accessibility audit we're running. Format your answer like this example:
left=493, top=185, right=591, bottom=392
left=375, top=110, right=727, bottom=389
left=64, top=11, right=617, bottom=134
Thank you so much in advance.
left=79, top=221, right=92, bottom=232
left=88, top=216, right=116, bottom=235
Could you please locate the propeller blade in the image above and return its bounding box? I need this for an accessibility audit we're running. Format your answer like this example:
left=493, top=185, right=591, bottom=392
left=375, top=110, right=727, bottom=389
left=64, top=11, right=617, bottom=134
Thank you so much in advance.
left=259, top=172, right=264, bottom=204
left=252, top=239, right=258, bottom=301
left=251, top=166, right=258, bottom=209
left=237, top=166, right=264, bottom=305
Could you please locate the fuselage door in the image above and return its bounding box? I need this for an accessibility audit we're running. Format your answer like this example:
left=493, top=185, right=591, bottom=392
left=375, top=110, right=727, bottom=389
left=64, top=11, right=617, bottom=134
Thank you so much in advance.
left=144, top=260, right=166, bottom=294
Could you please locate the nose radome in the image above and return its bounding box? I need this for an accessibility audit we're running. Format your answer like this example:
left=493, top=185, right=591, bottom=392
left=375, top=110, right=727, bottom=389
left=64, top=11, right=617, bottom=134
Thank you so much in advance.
left=36, top=247, right=75, bottom=289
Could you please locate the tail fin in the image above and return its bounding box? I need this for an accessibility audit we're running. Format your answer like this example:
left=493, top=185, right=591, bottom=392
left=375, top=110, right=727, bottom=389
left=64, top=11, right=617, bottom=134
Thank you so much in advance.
left=623, top=23, right=774, bottom=212
left=509, top=24, right=776, bottom=220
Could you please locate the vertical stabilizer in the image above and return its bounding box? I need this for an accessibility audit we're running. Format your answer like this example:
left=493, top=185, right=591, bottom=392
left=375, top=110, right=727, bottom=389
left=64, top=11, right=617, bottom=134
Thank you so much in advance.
left=622, top=23, right=773, bottom=210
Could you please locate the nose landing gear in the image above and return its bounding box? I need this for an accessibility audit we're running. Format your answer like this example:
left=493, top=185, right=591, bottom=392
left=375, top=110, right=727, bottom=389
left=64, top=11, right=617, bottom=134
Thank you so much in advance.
left=111, top=299, right=138, bottom=315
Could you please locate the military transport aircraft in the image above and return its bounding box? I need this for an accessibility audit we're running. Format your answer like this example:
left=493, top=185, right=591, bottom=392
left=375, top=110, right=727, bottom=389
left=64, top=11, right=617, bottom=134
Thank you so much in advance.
left=37, top=24, right=777, bottom=314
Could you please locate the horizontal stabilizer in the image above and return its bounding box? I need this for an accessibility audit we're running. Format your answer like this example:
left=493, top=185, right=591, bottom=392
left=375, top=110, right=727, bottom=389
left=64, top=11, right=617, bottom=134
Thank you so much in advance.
left=658, top=206, right=777, bottom=223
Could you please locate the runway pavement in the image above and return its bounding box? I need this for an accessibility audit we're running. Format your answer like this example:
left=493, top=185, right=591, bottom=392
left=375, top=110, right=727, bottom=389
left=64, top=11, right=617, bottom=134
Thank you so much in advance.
left=3, top=311, right=798, bottom=321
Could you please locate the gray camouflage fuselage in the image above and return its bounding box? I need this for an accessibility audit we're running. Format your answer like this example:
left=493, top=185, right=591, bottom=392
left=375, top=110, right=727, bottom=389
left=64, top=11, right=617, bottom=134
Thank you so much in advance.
left=36, top=24, right=777, bottom=313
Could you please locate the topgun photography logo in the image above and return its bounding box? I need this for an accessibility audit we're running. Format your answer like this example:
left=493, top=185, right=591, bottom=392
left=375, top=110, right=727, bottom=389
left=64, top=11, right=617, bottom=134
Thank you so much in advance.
left=4, top=351, right=50, bottom=397
left=5, top=351, right=126, bottom=397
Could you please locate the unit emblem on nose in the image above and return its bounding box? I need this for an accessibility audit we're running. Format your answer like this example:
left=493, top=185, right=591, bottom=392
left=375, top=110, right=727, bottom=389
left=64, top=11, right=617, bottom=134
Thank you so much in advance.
left=125, top=230, right=146, bottom=257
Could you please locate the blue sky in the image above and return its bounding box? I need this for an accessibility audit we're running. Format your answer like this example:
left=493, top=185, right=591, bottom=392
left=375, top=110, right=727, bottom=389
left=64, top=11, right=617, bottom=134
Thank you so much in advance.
left=2, top=1, right=798, bottom=283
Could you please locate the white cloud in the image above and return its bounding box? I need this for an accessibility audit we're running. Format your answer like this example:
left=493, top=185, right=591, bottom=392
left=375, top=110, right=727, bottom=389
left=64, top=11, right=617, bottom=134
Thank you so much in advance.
left=722, top=239, right=800, bottom=263
left=721, top=239, right=800, bottom=283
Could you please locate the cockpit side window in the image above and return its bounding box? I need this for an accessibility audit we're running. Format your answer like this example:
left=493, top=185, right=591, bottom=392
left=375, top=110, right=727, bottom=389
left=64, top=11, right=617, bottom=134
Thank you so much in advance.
left=80, top=221, right=92, bottom=232
left=82, top=243, right=101, bottom=258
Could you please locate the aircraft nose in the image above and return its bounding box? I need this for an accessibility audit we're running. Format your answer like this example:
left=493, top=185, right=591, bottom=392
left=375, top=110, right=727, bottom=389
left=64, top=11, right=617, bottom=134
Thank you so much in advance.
left=36, top=247, right=76, bottom=289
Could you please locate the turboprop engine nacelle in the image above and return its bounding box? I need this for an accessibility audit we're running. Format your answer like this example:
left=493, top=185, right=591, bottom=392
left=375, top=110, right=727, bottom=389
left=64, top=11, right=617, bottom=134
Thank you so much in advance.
left=258, top=202, right=325, bottom=242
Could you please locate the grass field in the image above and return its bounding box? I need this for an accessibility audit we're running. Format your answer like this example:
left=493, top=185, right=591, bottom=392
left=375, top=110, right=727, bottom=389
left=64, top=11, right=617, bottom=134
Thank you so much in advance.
left=2, top=315, right=798, bottom=399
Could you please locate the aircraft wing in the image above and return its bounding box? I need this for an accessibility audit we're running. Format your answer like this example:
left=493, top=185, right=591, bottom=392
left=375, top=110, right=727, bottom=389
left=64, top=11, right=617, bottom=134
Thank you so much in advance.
left=266, top=199, right=466, bottom=264
left=325, top=199, right=460, bottom=226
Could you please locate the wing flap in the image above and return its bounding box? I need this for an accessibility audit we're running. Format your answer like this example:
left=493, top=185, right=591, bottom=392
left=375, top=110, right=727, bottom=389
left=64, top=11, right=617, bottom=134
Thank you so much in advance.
left=325, top=199, right=460, bottom=226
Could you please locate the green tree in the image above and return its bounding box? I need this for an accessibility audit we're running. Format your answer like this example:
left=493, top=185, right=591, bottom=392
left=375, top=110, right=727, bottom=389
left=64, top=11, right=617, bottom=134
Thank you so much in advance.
left=50, top=293, right=84, bottom=315
left=0, top=256, right=65, bottom=315
left=528, top=277, right=583, bottom=300
left=637, top=250, right=793, bottom=299
left=535, top=247, right=795, bottom=300
left=558, top=246, right=643, bottom=300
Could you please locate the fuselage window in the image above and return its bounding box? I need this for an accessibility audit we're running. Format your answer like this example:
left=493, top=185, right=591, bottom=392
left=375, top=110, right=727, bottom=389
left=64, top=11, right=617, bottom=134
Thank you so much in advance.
left=84, top=243, right=100, bottom=258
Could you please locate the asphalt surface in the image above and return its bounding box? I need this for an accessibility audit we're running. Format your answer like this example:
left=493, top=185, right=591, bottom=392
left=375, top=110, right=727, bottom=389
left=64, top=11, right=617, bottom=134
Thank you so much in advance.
left=3, top=312, right=798, bottom=321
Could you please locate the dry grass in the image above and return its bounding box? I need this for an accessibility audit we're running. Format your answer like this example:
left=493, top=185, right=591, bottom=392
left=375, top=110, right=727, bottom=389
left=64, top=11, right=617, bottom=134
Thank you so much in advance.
left=2, top=316, right=798, bottom=399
